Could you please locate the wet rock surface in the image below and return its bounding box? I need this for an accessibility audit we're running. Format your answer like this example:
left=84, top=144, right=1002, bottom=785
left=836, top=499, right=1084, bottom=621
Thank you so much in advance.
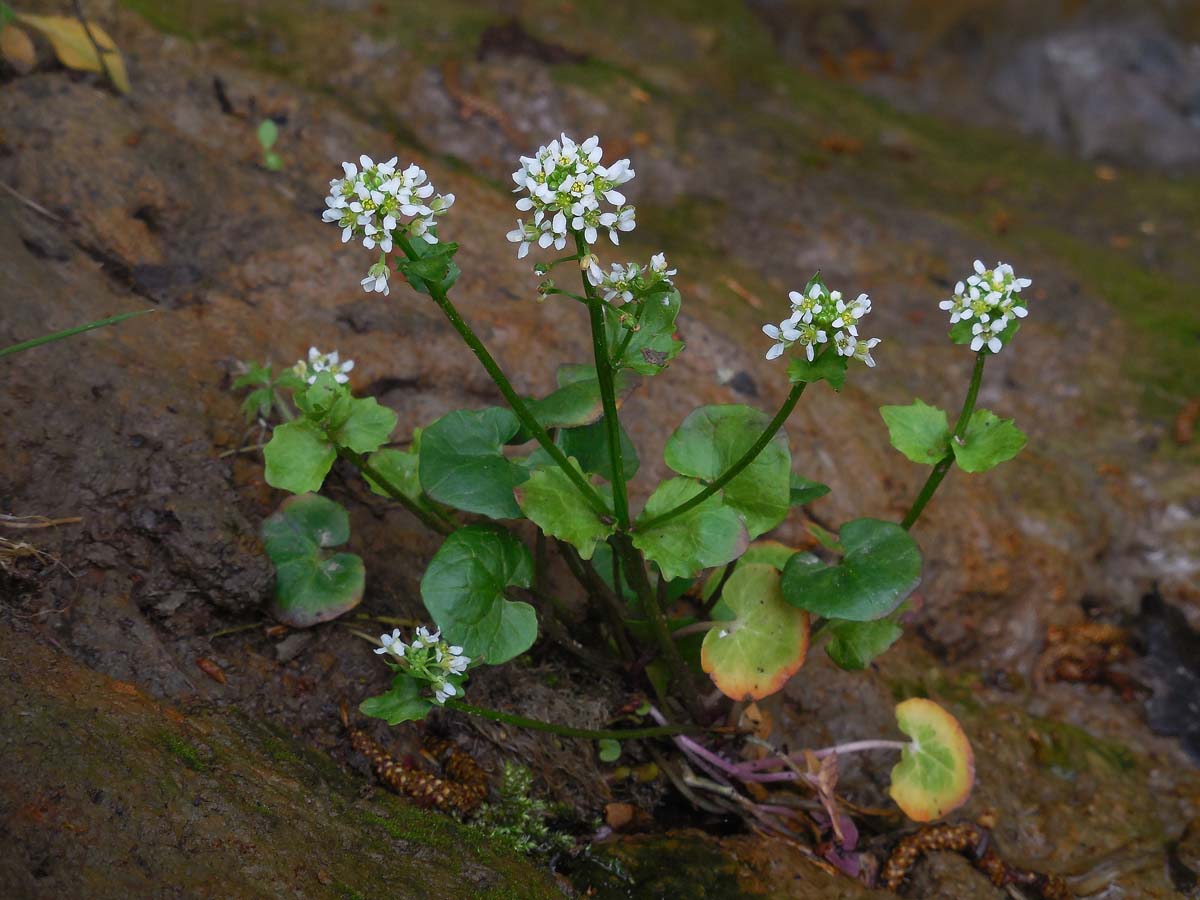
left=1, top=1, right=1199, bottom=896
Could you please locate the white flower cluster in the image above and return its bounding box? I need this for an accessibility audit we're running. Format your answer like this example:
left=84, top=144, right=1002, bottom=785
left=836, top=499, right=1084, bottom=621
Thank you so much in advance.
left=323, top=155, right=455, bottom=296
left=374, top=625, right=470, bottom=705
left=762, top=281, right=880, bottom=367
left=507, top=134, right=636, bottom=258
left=586, top=252, right=676, bottom=304
left=939, top=259, right=1031, bottom=353
left=296, top=347, right=354, bottom=385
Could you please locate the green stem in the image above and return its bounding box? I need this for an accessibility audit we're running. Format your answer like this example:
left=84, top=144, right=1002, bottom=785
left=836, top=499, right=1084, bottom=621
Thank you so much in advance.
left=575, top=232, right=630, bottom=529
left=0, top=309, right=154, bottom=359
left=397, top=238, right=612, bottom=520
left=901, top=350, right=987, bottom=530
left=612, top=534, right=704, bottom=721
left=638, top=382, right=807, bottom=532
left=610, top=298, right=648, bottom=366
left=445, top=698, right=702, bottom=740
left=338, top=447, right=454, bottom=535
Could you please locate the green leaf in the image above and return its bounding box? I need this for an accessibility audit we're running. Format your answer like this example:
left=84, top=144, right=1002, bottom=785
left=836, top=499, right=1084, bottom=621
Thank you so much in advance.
left=951, top=409, right=1027, bottom=473
left=262, top=494, right=364, bottom=627
left=363, top=435, right=442, bottom=519
left=701, top=563, right=810, bottom=701
left=420, top=408, right=528, bottom=519
left=398, top=240, right=460, bottom=295
left=889, top=698, right=975, bottom=822
left=781, top=518, right=921, bottom=621
left=663, top=404, right=791, bottom=539
left=824, top=618, right=904, bottom=670
left=608, top=289, right=684, bottom=375
left=232, top=361, right=272, bottom=391
left=559, top=416, right=640, bottom=482
left=328, top=395, right=397, bottom=454
left=786, top=348, right=848, bottom=391
left=360, top=672, right=434, bottom=725
left=264, top=420, right=336, bottom=494
left=264, top=150, right=284, bottom=171
left=525, top=364, right=640, bottom=431
left=632, top=477, right=749, bottom=582
left=257, top=119, right=278, bottom=150
left=597, top=738, right=621, bottom=763
left=700, top=540, right=804, bottom=603
left=515, top=459, right=614, bottom=560
left=880, top=400, right=951, bottom=465
left=789, top=473, right=830, bottom=506
left=420, top=525, right=537, bottom=664
left=295, top=372, right=345, bottom=419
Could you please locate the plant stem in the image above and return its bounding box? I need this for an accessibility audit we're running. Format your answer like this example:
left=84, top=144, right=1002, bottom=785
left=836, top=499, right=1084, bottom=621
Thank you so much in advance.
left=397, top=239, right=612, bottom=521
left=0, top=309, right=155, bottom=359
left=575, top=233, right=630, bottom=529
left=900, top=350, right=987, bottom=530
left=559, top=541, right=634, bottom=660
left=671, top=620, right=722, bottom=640
left=445, top=699, right=702, bottom=740
left=637, top=382, right=807, bottom=532
left=700, top=560, right=737, bottom=616
left=612, top=534, right=705, bottom=721
left=732, top=738, right=909, bottom=776
left=337, top=447, right=454, bottom=535
left=609, top=298, right=648, bottom=365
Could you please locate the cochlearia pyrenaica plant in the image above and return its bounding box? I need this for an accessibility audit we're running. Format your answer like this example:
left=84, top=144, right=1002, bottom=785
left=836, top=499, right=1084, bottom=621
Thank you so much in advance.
left=237, top=136, right=1034, bottom=832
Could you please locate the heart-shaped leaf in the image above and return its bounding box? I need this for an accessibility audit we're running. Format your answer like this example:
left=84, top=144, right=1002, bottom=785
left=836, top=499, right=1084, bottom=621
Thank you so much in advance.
left=420, top=407, right=528, bottom=519
left=420, top=525, right=537, bottom=664
left=790, top=473, right=831, bottom=506
left=951, top=409, right=1027, bottom=473
left=664, top=404, right=791, bottom=539
left=515, top=459, right=615, bottom=560
left=824, top=618, right=904, bottom=670
left=559, top=415, right=640, bottom=482
left=888, top=699, right=975, bottom=822
left=608, top=289, right=684, bottom=375
left=880, top=400, right=951, bottom=465
left=701, top=540, right=804, bottom=603
left=781, top=518, right=921, bottom=621
left=262, top=494, right=364, bottom=627
left=360, top=672, right=434, bottom=725
left=701, top=563, right=810, bottom=701
left=264, top=420, right=337, bottom=494
left=632, top=477, right=749, bottom=582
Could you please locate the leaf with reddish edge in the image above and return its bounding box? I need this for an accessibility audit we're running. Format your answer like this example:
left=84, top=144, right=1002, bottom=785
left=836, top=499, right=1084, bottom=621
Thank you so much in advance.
left=888, top=698, right=976, bottom=822
left=701, top=563, right=810, bottom=701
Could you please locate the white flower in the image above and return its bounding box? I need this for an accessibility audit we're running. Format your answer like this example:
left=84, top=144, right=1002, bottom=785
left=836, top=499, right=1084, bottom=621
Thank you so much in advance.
left=301, top=348, right=355, bottom=385
left=360, top=260, right=390, bottom=296
left=764, top=277, right=881, bottom=367
left=510, top=133, right=636, bottom=259
left=587, top=254, right=676, bottom=305
left=414, top=625, right=440, bottom=648
left=649, top=252, right=677, bottom=280
left=433, top=680, right=457, bottom=705
left=943, top=260, right=1030, bottom=353
left=323, top=155, right=453, bottom=280
left=374, top=628, right=406, bottom=658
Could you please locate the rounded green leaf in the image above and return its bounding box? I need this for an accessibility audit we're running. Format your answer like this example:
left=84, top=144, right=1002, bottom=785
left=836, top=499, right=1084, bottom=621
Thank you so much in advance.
left=360, top=672, right=434, bottom=725
left=632, top=477, right=749, bottom=582
left=608, top=289, right=684, bottom=374
left=420, top=525, right=537, bottom=664
left=263, top=420, right=336, bottom=494
left=559, top=415, right=640, bottom=482
left=780, top=518, right=921, bottom=621
left=889, top=698, right=976, bottom=822
left=597, top=738, right=621, bottom=763
left=330, top=395, right=397, bottom=454
left=700, top=540, right=802, bottom=602
left=262, top=494, right=364, bottom=627
left=419, top=407, right=528, bottom=519
left=664, top=404, right=791, bottom=539
left=514, top=459, right=615, bottom=560
left=257, top=118, right=278, bottom=149
left=951, top=409, right=1027, bottom=473
left=701, top=563, right=810, bottom=701
left=824, top=618, right=904, bottom=670
left=880, top=399, right=951, bottom=465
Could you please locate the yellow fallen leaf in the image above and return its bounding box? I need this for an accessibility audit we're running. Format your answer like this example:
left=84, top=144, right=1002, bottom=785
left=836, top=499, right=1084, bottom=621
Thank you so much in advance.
left=1, top=24, right=36, bottom=74
left=16, top=13, right=129, bottom=93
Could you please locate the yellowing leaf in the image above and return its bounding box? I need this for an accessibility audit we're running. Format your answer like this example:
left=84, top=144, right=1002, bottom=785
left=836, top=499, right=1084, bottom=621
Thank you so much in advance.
left=1, top=24, right=36, bottom=74
left=888, top=698, right=975, bottom=822
left=17, top=13, right=130, bottom=93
